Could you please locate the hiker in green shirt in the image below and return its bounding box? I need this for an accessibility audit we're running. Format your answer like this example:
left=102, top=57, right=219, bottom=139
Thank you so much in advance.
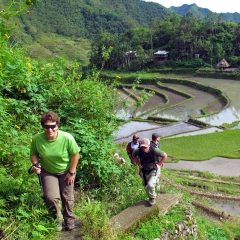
left=30, top=111, right=80, bottom=231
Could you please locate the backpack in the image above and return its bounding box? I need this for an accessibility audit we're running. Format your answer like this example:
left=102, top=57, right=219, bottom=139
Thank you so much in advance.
left=126, top=141, right=140, bottom=156
left=138, top=146, right=158, bottom=171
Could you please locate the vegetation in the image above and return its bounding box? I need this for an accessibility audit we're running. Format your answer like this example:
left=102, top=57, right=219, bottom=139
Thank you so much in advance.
left=170, top=3, right=240, bottom=22
left=2, top=0, right=240, bottom=71
left=1, top=2, right=240, bottom=240
left=90, top=12, right=240, bottom=71
left=4, top=0, right=170, bottom=42
left=162, top=129, right=240, bottom=161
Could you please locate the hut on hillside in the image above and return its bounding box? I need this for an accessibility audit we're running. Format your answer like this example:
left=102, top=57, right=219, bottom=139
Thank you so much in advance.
left=154, top=50, right=169, bottom=60
left=217, top=58, right=230, bottom=68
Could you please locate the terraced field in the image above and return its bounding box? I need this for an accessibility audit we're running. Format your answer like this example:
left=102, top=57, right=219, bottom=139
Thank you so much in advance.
left=118, top=78, right=228, bottom=124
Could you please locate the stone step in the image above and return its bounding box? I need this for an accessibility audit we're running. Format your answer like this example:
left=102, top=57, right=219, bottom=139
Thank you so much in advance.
left=109, top=193, right=182, bottom=232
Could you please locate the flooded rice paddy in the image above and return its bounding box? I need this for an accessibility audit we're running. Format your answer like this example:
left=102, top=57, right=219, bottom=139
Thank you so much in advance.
left=189, top=77, right=240, bottom=125
left=117, top=77, right=240, bottom=125
left=211, top=200, right=240, bottom=216
left=154, top=83, right=219, bottom=120
left=114, top=121, right=223, bottom=144
left=115, top=77, right=240, bottom=216
left=115, top=77, right=240, bottom=178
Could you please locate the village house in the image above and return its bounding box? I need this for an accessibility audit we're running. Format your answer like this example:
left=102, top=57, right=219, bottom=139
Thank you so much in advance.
left=154, top=50, right=169, bottom=60
left=217, top=58, right=230, bottom=69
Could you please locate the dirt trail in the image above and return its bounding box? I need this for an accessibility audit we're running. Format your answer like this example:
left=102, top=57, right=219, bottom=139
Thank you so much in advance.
left=57, top=217, right=82, bottom=240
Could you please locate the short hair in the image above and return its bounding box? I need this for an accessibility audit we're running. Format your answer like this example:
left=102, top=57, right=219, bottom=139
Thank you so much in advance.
left=132, top=134, right=139, bottom=140
left=152, top=133, right=160, bottom=140
left=140, top=138, right=150, bottom=147
left=41, top=111, right=60, bottom=126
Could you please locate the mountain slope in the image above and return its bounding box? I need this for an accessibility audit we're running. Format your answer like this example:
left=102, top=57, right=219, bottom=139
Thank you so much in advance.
left=2, top=0, right=171, bottom=64
left=170, top=4, right=210, bottom=18
left=170, top=3, right=240, bottom=22
left=17, top=0, right=171, bottom=40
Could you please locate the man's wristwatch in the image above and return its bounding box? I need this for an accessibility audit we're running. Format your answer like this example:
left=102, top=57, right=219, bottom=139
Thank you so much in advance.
left=68, top=171, right=75, bottom=176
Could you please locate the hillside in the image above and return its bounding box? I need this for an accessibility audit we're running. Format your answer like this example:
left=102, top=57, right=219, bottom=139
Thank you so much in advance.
left=12, top=0, right=171, bottom=40
left=2, top=0, right=171, bottom=64
left=170, top=3, right=240, bottom=22
left=3, top=0, right=240, bottom=65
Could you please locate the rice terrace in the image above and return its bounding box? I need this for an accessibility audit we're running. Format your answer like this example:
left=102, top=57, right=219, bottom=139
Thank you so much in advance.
left=102, top=71, right=240, bottom=239
left=113, top=73, right=239, bottom=125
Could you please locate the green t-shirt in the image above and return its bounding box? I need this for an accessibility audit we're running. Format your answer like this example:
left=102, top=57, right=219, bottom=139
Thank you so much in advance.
left=30, top=130, right=80, bottom=174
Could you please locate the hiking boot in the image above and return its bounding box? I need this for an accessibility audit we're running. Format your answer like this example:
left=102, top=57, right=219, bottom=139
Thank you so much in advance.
left=64, top=219, right=76, bottom=231
left=56, top=222, right=65, bottom=232
left=149, top=198, right=156, bottom=206
left=65, top=224, right=75, bottom=231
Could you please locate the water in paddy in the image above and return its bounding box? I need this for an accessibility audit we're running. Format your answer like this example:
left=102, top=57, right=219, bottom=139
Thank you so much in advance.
left=165, top=157, right=240, bottom=177
left=211, top=200, right=240, bottom=216
left=154, top=83, right=218, bottom=121
left=114, top=121, right=201, bottom=144
left=189, top=77, right=240, bottom=125
left=115, top=79, right=240, bottom=216
left=117, top=78, right=240, bottom=126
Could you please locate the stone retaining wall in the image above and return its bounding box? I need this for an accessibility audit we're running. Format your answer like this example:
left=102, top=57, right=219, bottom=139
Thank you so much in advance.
left=157, top=203, right=198, bottom=240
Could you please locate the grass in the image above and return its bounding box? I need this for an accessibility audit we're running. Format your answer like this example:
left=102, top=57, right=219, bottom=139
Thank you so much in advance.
left=131, top=203, right=189, bottom=239
left=22, top=71, right=239, bottom=239
left=23, top=32, right=91, bottom=66
left=161, top=129, right=240, bottom=160
left=101, top=70, right=160, bottom=80
left=94, top=130, right=240, bottom=240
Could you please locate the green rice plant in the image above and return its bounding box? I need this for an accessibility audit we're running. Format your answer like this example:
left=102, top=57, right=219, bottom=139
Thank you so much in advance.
left=162, top=129, right=240, bottom=160
left=221, top=121, right=240, bottom=129
left=196, top=171, right=216, bottom=179
left=206, top=226, right=229, bottom=240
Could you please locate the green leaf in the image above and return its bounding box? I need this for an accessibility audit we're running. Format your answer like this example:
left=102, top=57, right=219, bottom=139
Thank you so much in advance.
left=37, top=225, right=49, bottom=232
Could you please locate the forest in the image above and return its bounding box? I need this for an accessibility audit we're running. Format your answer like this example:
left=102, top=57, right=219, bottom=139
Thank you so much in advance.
left=3, top=0, right=170, bottom=40
left=90, top=12, right=240, bottom=71
left=1, top=0, right=240, bottom=71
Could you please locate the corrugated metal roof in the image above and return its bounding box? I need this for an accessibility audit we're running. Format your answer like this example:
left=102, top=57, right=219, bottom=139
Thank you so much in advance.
left=154, top=50, right=169, bottom=55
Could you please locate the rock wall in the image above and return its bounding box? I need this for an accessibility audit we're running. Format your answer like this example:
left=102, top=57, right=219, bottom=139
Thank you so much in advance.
left=157, top=203, right=198, bottom=240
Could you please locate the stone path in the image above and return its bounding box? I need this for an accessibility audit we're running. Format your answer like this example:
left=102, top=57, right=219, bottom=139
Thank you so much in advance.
left=57, top=194, right=182, bottom=239
left=109, top=193, right=182, bottom=232
left=57, top=216, right=82, bottom=240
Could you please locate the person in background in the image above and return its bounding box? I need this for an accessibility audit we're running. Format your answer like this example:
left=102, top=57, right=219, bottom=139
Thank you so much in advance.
left=150, top=132, right=162, bottom=191
left=30, top=111, right=80, bottom=231
left=132, top=138, right=167, bottom=206
left=150, top=132, right=161, bottom=149
left=126, top=134, right=140, bottom=165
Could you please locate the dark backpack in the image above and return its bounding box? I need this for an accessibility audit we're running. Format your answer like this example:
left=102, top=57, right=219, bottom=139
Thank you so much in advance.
left=138, top=146, right=158, bottom=171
